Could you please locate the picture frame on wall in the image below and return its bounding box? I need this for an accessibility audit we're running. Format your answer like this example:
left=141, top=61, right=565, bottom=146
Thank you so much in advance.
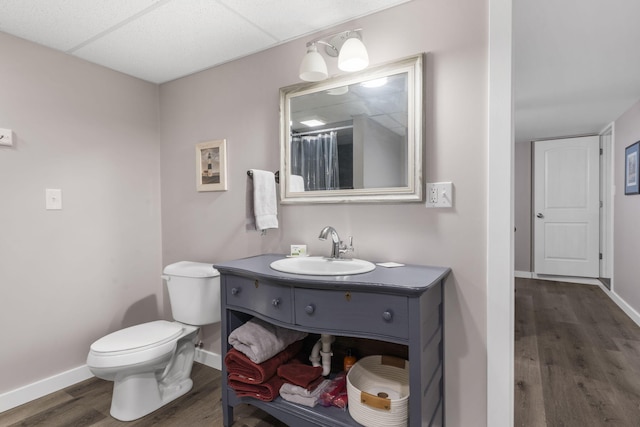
left=625, top=141, right=640, bottom=195
left=196, top=139, right=227, bottom=192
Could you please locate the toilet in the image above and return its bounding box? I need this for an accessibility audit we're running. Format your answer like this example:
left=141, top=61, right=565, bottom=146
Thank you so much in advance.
left=86, top=261, right=220, bottom=421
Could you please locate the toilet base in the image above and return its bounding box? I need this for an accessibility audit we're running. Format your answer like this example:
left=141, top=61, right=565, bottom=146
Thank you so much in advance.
left=110, top=373, right=194, bottom=421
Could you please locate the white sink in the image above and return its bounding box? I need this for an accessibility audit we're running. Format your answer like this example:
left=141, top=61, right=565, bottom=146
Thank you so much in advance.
left=270, top=256, right=376, bottom=276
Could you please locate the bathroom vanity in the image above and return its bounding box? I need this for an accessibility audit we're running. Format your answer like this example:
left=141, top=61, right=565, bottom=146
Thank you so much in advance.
left=215, top=254, right=450, bottom=427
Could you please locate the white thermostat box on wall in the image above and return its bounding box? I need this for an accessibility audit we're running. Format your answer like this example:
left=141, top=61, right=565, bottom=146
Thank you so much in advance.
left=0, top=128, right=13, bottom=147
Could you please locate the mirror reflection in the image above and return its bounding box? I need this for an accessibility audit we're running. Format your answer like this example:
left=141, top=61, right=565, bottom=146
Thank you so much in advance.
left=280, top=54, right=423, bottom=203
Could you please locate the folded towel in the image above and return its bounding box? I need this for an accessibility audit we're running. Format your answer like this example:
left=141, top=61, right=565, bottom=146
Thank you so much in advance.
left=224, top=340, right=303, bottom=384
left=228, top=317, right=307, bottom=364
left=277, top=360, right=323, bottom=388
left=229, top=374, right=285, bottom=402
left=289, top=174, right=305, bottom=192
left=279, top=376, right=327, bottom=396
left=279, top=379, right=331, bottom=408
left=249, top=169, right=278, bottom=231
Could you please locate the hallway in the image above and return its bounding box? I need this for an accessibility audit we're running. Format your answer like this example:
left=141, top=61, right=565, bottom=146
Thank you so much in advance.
left=515, top=278, right=640, bottom=426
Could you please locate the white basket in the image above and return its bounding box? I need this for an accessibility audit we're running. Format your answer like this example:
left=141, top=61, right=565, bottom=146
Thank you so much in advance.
left=346, top=355, right=410, bottom=427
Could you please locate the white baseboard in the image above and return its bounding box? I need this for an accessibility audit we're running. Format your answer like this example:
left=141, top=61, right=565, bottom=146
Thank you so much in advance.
left=0, top=365, right=93, bottom=414
left=596, top=283, right=640, bottom=328
left=195, top=348, right=222, bottom=370
left=515, top=270, right=600, bottom=286
left=514, top=270, right=533, bottom=279
left=0, top=349, right=222, bottom=414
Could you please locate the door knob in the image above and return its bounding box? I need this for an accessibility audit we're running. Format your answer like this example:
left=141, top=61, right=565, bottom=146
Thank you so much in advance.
left=536, top=213, right=544, bottom=218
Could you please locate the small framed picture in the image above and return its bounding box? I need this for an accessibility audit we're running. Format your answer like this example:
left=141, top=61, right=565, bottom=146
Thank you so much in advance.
left=196, top=139, right=227, bottom=192
left=625, top=141, right=640, bottom=195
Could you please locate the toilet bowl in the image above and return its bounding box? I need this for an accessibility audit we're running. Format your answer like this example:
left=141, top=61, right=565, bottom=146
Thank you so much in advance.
left=86, top=261, right=220, bottom=421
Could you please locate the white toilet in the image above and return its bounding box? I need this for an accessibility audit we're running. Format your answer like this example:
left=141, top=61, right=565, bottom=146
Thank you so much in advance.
left=86, top=261, right=220, bottom=421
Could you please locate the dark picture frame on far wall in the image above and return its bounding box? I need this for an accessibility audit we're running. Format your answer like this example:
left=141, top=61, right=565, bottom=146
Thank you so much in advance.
left=625, top=141, right=640, bottom=195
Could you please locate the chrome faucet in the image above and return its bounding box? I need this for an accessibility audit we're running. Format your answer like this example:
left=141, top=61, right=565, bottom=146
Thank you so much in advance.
left=318, top=226, right=353, bottom=259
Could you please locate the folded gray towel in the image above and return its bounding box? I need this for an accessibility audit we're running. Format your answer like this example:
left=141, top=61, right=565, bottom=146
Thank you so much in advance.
left=280, top=379, right=331, bottom=397
left=279, top=380, right=331, bottom=408
left=228, top=317, right=307, bottom=364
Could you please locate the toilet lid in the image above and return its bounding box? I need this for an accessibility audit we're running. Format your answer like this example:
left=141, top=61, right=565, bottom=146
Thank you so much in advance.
left=91, top=320, right=183, bottom=354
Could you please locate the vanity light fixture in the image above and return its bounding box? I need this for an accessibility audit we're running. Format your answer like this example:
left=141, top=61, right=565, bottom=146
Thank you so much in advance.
left=298, top=29, right=369, bottom=82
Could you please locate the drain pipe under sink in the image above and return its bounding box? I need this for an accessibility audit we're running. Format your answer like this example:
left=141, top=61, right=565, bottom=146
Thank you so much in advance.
left=309, top=334, right=334, bottom=376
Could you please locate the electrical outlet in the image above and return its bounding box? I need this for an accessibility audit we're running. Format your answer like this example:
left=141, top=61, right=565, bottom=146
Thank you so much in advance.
left=426, top=182, right=453, bottom=208
left=429, top=185, right=438, bottom=204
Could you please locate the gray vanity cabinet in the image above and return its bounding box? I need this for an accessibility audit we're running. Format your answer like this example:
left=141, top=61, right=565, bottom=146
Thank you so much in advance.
left=215, top=254, right=450, bottom=427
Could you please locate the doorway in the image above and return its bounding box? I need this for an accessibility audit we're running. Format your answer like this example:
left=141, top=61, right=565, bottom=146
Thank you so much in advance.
left=532, top=135, right=600, bottom=278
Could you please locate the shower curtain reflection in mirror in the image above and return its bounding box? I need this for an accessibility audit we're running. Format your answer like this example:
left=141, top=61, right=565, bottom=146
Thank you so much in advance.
left=291, top=131, right=340, bottom=191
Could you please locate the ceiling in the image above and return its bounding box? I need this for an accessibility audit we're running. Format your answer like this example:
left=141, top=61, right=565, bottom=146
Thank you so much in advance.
left=1, top=0, right=639, bottom=145
left=0, top=0, right=411, bottom=84
left=514, top=0, right=640, bottom=143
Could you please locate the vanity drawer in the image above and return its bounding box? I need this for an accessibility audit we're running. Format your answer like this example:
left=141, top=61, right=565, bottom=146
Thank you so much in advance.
left=294, top=289, right=409, bottom=339
left=225, top=277, right=293, bottom=324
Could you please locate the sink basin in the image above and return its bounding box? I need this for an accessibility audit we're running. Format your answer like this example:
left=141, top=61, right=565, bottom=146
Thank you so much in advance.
left=270, top=256, right=376, bottom=276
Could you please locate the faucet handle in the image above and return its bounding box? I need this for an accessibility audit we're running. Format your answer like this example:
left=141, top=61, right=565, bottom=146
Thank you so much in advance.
left=339, top=236, right=355, bottom=256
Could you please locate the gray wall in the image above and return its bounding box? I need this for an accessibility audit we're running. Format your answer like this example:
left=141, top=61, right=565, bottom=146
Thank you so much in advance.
left=0, top=0, right=491, bottom=424
left=514, top=141, right=532, bottom=271
left=0, top=33, right=162, bottom=393
left=613, top=100, right=640, bottom=310
left=159, top=0, right=489, bottom=425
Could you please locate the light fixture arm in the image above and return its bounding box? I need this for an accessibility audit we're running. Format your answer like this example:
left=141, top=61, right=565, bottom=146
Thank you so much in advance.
left=305, top=29, right=363, bottom=57
left=308, top=40, right=339, bottom=57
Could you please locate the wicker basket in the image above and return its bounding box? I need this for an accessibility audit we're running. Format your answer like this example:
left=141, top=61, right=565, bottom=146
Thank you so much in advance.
left=346, top=355, right=410, bottom=427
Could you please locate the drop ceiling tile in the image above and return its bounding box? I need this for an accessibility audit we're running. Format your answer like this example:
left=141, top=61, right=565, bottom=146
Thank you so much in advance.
left=72, top=0, right=278, bottom=83
left=218, top=0, right=412, bottom=40
left=0, top=0, right=165, bottom=51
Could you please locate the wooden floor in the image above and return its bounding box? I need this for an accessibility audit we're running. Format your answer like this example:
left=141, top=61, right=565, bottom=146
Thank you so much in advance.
left=515, top=278, right=640, bottom=426
left=0, top=363, right=286, bottom=427
left=5, top=278, right=640, bottom=426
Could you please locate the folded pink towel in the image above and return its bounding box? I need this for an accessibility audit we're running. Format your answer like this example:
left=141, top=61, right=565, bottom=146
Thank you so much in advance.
left=277, top=360, right=323, bottom=388
left=229, top=374, right=285, bottom=402
left=225, top=340, right=303, bottom=384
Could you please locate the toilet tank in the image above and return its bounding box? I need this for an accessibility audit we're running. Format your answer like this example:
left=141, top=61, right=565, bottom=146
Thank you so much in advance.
left=162, top=261, right=221, bottom=325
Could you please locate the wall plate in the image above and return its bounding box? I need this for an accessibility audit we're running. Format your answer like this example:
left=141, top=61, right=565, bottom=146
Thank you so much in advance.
left=425, top=182, right=453, bottom=208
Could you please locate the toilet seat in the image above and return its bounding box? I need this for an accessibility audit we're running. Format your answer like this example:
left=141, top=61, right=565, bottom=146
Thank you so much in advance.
left=88, top=320, right=185, bottom=369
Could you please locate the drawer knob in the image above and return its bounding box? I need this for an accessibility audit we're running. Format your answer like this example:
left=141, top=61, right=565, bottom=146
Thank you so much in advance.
left=231, top=287, right=240, bottom=296
left=272, top=298, right=281, bottom=307
left=382, top=310, right=393, bottom=321
left=305, top=304, right=315, bottom=315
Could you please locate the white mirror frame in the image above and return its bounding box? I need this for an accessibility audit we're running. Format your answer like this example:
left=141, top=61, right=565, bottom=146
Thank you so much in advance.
left=279, top=53, right=424, bottom=204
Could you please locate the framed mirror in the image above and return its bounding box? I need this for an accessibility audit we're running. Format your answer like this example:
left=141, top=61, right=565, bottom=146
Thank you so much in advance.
left=279, top=54, right=424, bottom=203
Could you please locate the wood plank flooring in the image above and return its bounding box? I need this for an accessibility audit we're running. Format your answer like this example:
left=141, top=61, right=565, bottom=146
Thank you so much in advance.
left=0, top=363, right=286, bottom=427
left=5, top=278, right=640, bottom=426
left=515, top=278, right=640, bottom=426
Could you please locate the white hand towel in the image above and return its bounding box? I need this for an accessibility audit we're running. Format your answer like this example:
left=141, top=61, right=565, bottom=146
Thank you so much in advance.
left=289, top=174, right=305, bottom=192
left=250, top=169, right=278, bottom=231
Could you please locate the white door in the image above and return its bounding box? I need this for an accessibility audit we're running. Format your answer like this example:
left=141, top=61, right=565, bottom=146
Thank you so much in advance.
left=533, top=136, right=600, bottom=277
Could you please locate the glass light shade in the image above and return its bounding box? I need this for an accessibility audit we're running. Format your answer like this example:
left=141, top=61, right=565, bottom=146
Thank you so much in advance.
left=338, top=37, right=369, bottom=72
left=299, top=45, right=328, bottom=82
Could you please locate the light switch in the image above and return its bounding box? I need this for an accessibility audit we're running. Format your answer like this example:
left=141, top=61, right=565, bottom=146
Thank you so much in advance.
left=425, top=182, right=453, bottom=208
left=46, top=189, right=62, bottom=210
left=0, top=128, right=13, bottom=147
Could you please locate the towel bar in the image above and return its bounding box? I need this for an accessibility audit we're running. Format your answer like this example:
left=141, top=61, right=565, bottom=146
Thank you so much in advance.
left=247, top=170, right=279, bottom=183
